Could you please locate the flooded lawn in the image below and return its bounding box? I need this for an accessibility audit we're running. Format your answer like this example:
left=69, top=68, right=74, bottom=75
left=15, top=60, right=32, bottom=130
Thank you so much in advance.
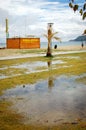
left=0, top=59, right=65, bottom=79
left=0, top=52, right=84, bottom=79
left=0, top=51, right=86, bottom=129
left=1, top=74, right=86, bottom=126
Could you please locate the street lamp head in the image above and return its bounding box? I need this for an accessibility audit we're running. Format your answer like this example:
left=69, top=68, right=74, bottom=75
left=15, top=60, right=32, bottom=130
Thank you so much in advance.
left=48, top=23, right=54, bottom=27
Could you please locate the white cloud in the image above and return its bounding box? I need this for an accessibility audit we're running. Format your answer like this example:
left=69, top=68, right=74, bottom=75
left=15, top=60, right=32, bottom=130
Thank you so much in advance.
left=0, top=0, right=86, bottom=43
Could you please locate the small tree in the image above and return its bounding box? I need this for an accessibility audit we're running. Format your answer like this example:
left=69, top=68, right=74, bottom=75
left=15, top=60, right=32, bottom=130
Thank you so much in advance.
left=69, top=0, right=86, bottom=20
left=44, top=23, right=61, bottom=57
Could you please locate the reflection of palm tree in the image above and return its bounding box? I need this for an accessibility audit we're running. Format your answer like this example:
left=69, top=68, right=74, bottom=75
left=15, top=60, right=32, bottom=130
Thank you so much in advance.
left=48, top=76, right=54, bottom=88
left=47, top=60, right=54, bottom=89
left=44, top=23, right=61, bottom=57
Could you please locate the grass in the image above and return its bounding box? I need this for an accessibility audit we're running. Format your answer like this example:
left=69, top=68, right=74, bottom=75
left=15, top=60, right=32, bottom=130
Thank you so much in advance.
left=77, top=76, right=86, bottom=84
left=18, top=48, right=47, bottom=54
left=0, top=68, right=27, bottom=76
left=0, top=57, right=45, bottom=67
left=0, top=101, right=86, bottom=130
left=0, top=99, right=86, bottom=130
left=0, top=51, right=86, bottom=130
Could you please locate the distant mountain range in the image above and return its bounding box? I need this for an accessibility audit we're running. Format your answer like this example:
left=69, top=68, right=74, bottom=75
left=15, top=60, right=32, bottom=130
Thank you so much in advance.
left=70, top=35, right=86, bottom=41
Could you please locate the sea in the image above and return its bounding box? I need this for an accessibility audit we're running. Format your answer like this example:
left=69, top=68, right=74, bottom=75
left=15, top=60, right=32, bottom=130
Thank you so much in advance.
left=40, top=41, right=86, bottom=48
left=0, top=41, right=86, bottom=49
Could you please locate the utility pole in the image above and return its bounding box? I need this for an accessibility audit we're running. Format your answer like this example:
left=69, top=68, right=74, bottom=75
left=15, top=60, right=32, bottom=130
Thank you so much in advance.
left=6, top=18, right=9, bottom=48
left=6, top=18, right=9, bottom=39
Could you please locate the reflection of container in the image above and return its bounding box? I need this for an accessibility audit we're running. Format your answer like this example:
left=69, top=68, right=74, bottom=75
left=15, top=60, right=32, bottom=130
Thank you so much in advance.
left=7, top=38, right=40, bottom=49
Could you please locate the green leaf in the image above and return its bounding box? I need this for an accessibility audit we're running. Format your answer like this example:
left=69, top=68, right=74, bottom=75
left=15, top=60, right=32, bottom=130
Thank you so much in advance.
left=69, top=2, right=73, bottom=8
left=79, top=9, right=83, bottom=16
left=83, top=12, right=86, bottom=20
left=83, top=3, right=86, bottom=11
left=73, top=4, right=79, bottom=12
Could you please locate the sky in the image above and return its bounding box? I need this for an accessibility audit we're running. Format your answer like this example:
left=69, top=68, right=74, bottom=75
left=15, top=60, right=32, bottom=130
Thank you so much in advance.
left=0, top=0, right=86, bottom=42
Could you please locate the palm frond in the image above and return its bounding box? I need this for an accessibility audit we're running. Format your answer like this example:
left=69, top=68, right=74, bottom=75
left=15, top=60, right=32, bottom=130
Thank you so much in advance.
left=50, top=32, right=58, bottom=38
left=53, top=36, right=61, bottom=42
left=43, top=34, right=48, bottom=39
left=48, top=32, right=58, bottom=40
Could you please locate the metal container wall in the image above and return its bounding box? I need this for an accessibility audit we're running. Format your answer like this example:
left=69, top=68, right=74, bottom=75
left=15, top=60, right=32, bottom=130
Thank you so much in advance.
left=7, top=38, right=20, bottom=49
left=7, top=38, right=40, bottom=49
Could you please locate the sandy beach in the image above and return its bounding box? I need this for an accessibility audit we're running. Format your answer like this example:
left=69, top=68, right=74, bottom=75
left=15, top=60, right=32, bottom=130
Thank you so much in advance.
left=0, top=45, right=86, bottom=58
left=57, top=45, right=86, bottom=51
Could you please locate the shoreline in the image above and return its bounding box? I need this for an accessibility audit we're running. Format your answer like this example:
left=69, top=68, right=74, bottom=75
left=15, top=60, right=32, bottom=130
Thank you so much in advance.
left=57, top=45, right=86, bottom=51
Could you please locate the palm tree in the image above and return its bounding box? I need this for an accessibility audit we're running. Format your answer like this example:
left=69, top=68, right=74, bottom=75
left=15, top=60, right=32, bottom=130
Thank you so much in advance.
left=44, top=27, right=61, bottom=57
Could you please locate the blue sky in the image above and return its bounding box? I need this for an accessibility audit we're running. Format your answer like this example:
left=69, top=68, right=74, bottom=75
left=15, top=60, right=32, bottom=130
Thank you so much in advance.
left=0, top=0, right=86, bottom=42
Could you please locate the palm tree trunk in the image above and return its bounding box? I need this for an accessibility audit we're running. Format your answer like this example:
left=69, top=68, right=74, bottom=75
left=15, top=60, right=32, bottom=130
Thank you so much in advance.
left=46, top=40, right=52, bottom=57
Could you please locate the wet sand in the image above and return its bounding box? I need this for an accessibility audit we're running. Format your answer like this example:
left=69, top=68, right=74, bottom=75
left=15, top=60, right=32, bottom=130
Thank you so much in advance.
left=57, top=45, right=86, bottom=51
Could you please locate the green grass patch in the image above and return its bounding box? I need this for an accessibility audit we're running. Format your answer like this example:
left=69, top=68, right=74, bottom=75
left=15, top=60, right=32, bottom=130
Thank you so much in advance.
left=76, top=76, right=86, bottom=84
left=0, top=68, right=28, bottom=77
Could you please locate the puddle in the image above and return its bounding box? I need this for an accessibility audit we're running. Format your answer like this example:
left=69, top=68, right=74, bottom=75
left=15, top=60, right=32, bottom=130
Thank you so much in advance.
left=61, top=56, right=80, bottom=59
left=9, top=60, right=64, bottom=70
left=10, top=61, right=47, bottom=71
left=0, top=60, right=65, bottom=79
left=54, top=56, right=80, bottom=60
left=1, top=75, right=86, bottom=125
left=0, top=74, right=8, bottom=79
left=0, top=66, right=8, bottom=70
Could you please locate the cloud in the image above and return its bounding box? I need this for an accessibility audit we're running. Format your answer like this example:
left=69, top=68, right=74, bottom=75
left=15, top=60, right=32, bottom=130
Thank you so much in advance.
left=0, top=0, right=86, bottom=43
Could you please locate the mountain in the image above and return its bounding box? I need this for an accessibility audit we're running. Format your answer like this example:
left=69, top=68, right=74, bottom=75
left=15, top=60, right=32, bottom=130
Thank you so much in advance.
left=70, top=35, right=86, bottom=41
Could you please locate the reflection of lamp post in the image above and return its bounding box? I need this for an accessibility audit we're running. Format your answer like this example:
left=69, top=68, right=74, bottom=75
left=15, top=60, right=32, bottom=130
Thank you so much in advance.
left=47, top=23, right=53, bottom=57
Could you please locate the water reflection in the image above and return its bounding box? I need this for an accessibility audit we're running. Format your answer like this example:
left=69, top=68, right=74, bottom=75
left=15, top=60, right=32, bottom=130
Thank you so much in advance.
left=0, top=74, right=86, bottom=125
left=0, top=59, right=65, bottom=79
left=47, top=60, right=54, bottom=89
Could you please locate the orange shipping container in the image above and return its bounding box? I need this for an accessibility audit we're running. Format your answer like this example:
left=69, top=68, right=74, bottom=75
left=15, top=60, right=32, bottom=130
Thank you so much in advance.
left=7, top=38, right=40, bottom=49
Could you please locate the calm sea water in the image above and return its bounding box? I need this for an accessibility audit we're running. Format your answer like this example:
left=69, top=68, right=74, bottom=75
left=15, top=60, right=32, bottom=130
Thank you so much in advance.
left=40, top=41, right=85, bottom=48
left=0, top=41, right=85, bottom=48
